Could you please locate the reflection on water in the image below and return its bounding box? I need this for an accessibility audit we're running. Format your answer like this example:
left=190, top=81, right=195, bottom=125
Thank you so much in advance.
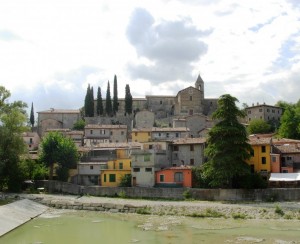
left=1, top=209, right=300, bottom=244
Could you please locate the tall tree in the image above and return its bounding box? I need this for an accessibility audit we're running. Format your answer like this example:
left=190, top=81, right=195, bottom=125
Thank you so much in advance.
left=247, top=119, right=272, bottom=134
left=125, top=84, right=133, bottom=115
left=30, top=102, right=34, bottom=130
left=0, top=86, right=28, bottom=191
left=113, top=75, right=118, bottom=115
left=39, top=131, right=78, bottom=181
left=203, top=94, right=252, bottom=188
left=96, top=86, right=104, bottom=116
left=278, top=104, right=300, bottom=139
left=84, top=84, right=94, bottom=117
left=105, top=81, right=112, bottom=116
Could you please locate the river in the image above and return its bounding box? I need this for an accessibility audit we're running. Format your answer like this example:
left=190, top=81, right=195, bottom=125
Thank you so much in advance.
left=1, top=209, right=300, bottom=243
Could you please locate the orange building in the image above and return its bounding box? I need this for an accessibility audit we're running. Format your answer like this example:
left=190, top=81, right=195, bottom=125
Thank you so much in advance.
left=155, top=166, right=192, bottom=187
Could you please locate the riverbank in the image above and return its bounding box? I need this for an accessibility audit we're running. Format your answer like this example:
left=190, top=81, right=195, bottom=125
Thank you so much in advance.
left=7, top=193, right=300, bottom=220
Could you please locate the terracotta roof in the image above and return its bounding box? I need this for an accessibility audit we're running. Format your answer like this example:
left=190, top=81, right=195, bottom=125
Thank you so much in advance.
left=274, top=144, right=300, bottom=153
left=248, top=137, right=271, bottom=145
left=159, top=165, right=192, bottom=171
left=38, top=109, right=80, bottom=114
left=83, top=142, right=142, bottom=149
left=85, top=124, right=127, bottom=129
left=151, top=127, right=189, bottom=132
left=172, top=137, right=206, bottom=145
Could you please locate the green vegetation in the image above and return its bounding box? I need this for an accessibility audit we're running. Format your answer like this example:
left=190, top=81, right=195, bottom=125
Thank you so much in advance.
left=119, top=174, right=132, bottom=187
left=29, top=102, right=35, bottom=130
left=113, top=75, right=118, bottom=115
left=118, top=190, right=127, bottom=198
left=84, top=84, right=94, bottom=117
left=39, top=131, right=79, bottom=181
left=105, top=81, right=113, bottom=116
left=136, top=206, right=151, bottom=215
left=73, top=119, right=86, bottom=130
left=187, top=208, right=224, bottom=218
left=0, top=86, right=28, bottom=192
left=183, top=189, right=192, bottom=199
left=125, top=84, right=132, bottom=115
left=274, top=204, right=284, bottom=216
left=247, top=119, right=272, bottom=134
left=232, top=212, right=248, bottom=219
left=96, top=86, right=104, bottom=116
left=203, top=94, right=252, bottom=188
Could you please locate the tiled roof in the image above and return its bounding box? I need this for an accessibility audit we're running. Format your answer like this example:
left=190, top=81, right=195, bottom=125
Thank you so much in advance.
left=159, top=165, right=192, bottom=171
left=85, top=124, right=127, bottom=129
left=38, top=109, right=80, bottom=114
left=132, top=127, right=189, bottom=132
left=248, top=137, right=271, bottom=145
left=274, top=144, right=300, bottom=153
left=171, top=138, right=206, bottom=145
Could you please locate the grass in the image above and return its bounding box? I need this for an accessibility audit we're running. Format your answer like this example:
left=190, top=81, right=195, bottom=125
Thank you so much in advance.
left=232, top=212, right=248, bottom=219
left=274, top=204, right=284, bottom=216
left=136, top=207, right=151, bottom=215
left=187, top=208, right=224, bottom=218
left=0, top=199, right=13, bottom=206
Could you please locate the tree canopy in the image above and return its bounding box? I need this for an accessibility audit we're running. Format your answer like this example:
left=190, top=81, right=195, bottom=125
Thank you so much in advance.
left=84, top=84, right=94, bottom=117
left=39, top=132, right=79, bottom=181
left=278, top=102, right=300, bottom=139
left=30, top=102, right=34, bottom=129
left=203, top=94, right=252, bottom=188
left=125, top=84, right=132, bottom=115
left=247, top=119, right=272, bottom=134
left=105, top=81, right=113, bottom=116
left=96, top=86, right=104, bottom=116
left=113, top=75, right=118, bottom=115
left=0, top=86, right=28, bottom=191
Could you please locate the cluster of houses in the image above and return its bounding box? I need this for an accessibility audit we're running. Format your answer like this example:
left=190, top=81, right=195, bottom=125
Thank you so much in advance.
left=22, top=75, right=299, bottom=188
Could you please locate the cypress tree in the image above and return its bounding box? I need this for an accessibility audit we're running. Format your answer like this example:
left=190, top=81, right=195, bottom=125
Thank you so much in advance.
left=125, top=84, right=133, bottom=115
left=90, top=86, right=94, bottom=117
left=105, top=81, right=112, bottom=116
left=96, top=87, right=104, bottom=116
left=84, top=84, right=91, bottom=117
left=30, top=102, right=34, bottom=130
left=113, top=75, right=118, bottom=115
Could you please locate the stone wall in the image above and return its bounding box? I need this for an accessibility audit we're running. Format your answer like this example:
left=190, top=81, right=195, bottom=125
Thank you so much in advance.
left=42, top=181, right=300, bottom=201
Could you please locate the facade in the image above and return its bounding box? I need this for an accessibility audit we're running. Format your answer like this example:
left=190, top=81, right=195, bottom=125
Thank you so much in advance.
left=247, top=135, right=272, bottom=176
left=37, top=109, right=80, bottom=137
left=155, top=166, right=192, bottom=187
left=151, top=127, right=190, bottom=141
left=135, top=110, right=155, bottom=128
left=21, top=132, right=40, bottom=151
left=245, top=103, right=283, bottom=127
left=169, top=138, right=206, bottom=167
left=84, top=124, right=128, bottom=146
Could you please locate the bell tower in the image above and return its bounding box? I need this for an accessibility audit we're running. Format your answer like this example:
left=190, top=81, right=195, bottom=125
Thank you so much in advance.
left=195, top=74, right=204, bottom=100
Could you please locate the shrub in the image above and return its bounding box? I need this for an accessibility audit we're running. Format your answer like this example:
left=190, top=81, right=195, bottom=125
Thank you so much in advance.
left=183, top=189, right=192, bottom=199
left=275, top=205, right=284, bottom=216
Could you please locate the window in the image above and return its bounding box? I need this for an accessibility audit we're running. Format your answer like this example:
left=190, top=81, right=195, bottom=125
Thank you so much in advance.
left=29, top=138, right=33, bottom=144
left=173, top=145, right=179, bottom=151
left=110, top=131, right=113, bottom=135
left=272, top=156, right=276, bottom=162
left=174, top=172, right=183, bottom=182
left=287, top=156, right=292, bottom=161
left=250, top=149, right=254, bottom=157
left=166, top=133, right=169, bottom=138
left=159, top=174, right=164, bottom=182
left=104, top=174, right=106, bottom=182
left=160, top=100, right=162, bottom=104
left=121, top=131, right=124, bottom=135
left=109, top=174, right=116, bottom=182
left=133, top=168, right=140, bottom=172
left=145, top=168, right=152, bottom=172
left=158, top=133, right=161, bottom=137
left=119, top=162, right=123, bottom=170
left=190, top=159, right=194, bottom=165
left=90, top=130, right=93, bottom=135
left=144, top=154, right=150, bottom=161
left=135, top=132, right=137, bottom=136
left=262, top=157, right=266, bottom=164
left=90, top=165, right=93, bottom=170
left=282, top=169, right=288, bottom=173
left=148, top=132, right=151, bottom=136
left=175, top=133, right=179, bottom=137
left=100, top=129, right=105, bottom=135
left=149, top=144, right=153, bottom=149
left=248, top=110, right=251, bottom=114
left=267, top=109, right=270, bottom=112
left=259, top=109, right=262, bottom=112
left=190, top=96, right=192, bottom=101
left=261, top=146, right=266, bottom=153
left=190, top=145, right=194, bottom=151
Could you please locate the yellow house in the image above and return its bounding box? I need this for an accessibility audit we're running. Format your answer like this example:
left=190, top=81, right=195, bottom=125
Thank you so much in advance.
left=247, top=135, right=272, bottom=175
left=101, top=148, right=131, bottom=187
left=132, top=128, right=151, bottom=142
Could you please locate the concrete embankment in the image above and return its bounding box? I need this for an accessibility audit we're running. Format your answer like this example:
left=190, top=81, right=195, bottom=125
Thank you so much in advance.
left=0, top=199, right=48, bottom=236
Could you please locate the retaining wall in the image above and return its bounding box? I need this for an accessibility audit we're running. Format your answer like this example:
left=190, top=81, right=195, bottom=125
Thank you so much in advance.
left=41, top=181, right=300, bottom=201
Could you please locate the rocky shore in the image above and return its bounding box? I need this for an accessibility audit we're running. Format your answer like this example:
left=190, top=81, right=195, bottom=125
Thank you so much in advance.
left=6, top=193, right=299, bottom=220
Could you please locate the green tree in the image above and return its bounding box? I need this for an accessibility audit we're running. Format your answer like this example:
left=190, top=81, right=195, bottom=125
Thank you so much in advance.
left=105, top=81, right=112, bottom=116
left=84, top=84, right=94, bottom=117
left=73, top=119, right=86, bottom=131
left=96, top=86, right=104, bottom=116
left=278, top=104, right=300, bottom=139
left=119, top=174, right=132, bottom=187
left=39, top=132, right=79, bottom=181
left=30, top=102, right=34, bottom=130
left=113, top=75, right=118, bottom=115
left=0, top=86, right=28, bottom=191
left=125, top=84, right=132, bottom=115
left=203, top=94, right=252, bottom=188
left=247, top=119, right=271, bottom=134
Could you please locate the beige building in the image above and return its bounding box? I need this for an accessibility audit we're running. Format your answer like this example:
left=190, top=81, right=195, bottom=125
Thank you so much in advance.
left=84, top=124, right=128, bottom=146
left=37, top=109, right=81, bottom=137
left=21, top=132, right=40, bottom=151
left=245, top=103, right=283, bottom=126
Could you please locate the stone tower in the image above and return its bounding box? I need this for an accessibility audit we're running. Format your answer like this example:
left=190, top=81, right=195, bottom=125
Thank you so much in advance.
left=195, top=74, right=204, bottom=101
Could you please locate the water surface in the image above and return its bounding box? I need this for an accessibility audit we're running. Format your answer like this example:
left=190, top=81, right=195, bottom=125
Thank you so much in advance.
left=1, top=209, right=300, bottom=243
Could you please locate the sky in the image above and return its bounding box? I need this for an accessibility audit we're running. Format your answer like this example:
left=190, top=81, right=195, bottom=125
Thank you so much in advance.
left=1, top=0, right=300, bottom=116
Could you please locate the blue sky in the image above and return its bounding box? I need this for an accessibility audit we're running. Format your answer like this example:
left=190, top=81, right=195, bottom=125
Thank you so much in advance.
left=1, top=0, right=300, bottom=115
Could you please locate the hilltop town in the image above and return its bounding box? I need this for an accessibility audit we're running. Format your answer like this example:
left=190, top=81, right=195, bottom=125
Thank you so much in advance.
left=19, top=74, right=300, bottom=189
